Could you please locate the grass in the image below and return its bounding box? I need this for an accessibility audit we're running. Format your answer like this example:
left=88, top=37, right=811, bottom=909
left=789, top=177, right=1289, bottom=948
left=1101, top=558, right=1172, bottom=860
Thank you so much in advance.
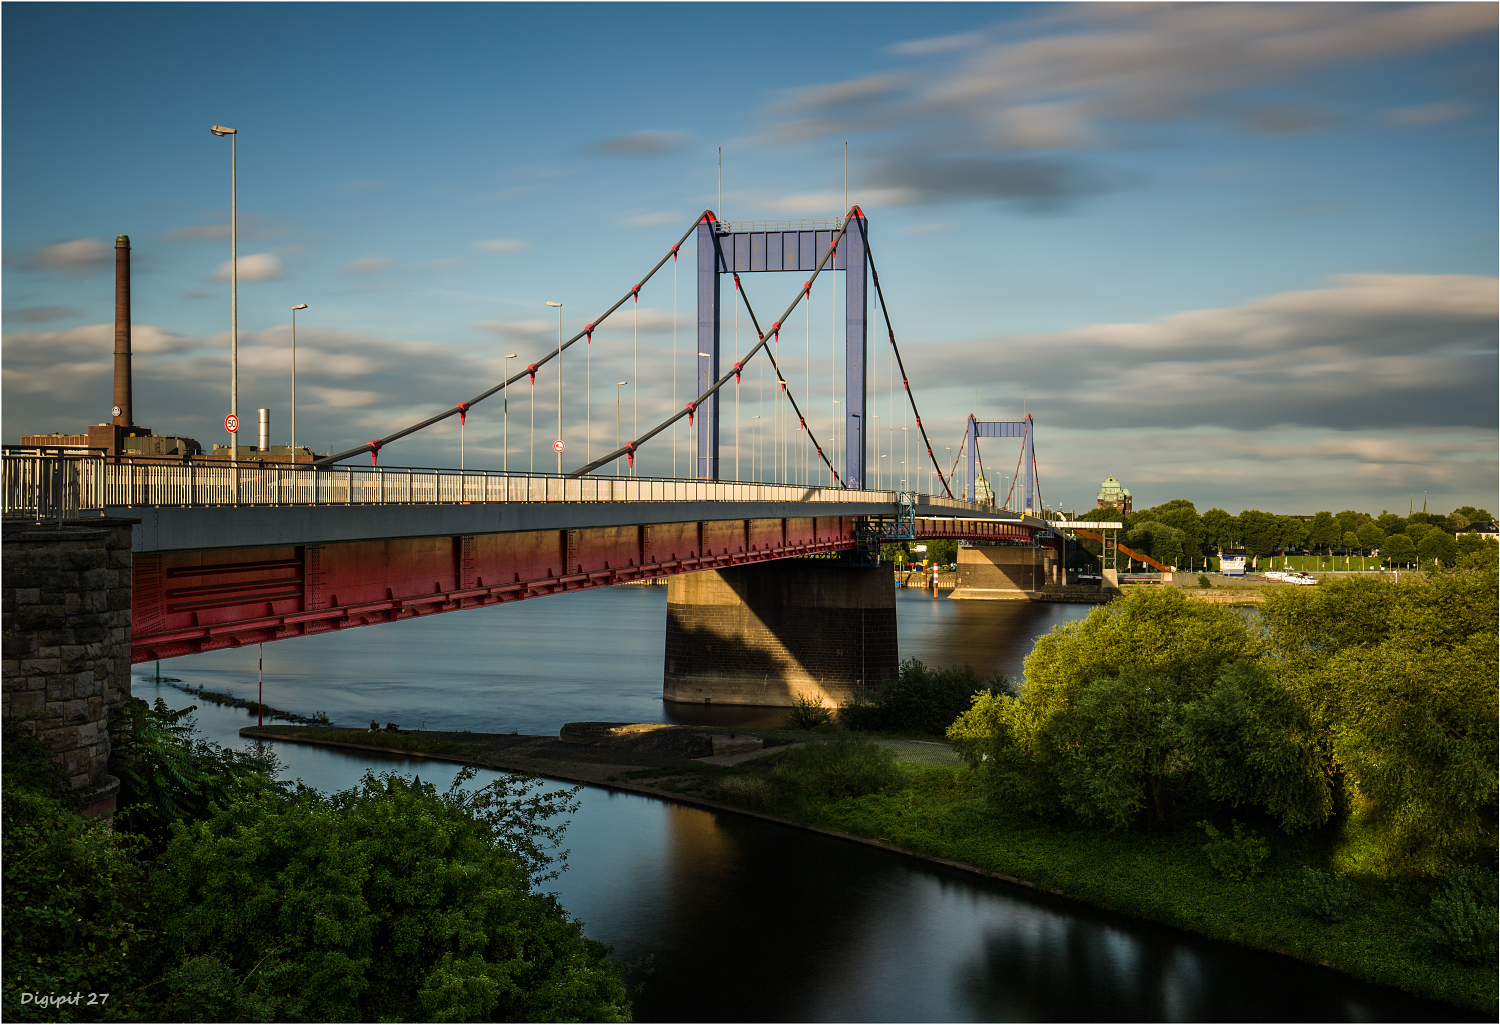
left=706, top=751, right=1495, bottom=1014
left=267, top=726, right=464, bottom=756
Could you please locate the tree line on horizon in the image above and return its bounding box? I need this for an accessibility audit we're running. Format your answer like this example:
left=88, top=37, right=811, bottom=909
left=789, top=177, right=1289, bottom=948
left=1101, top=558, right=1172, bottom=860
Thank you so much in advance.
left=1072, top=500, right=1495, bottom=570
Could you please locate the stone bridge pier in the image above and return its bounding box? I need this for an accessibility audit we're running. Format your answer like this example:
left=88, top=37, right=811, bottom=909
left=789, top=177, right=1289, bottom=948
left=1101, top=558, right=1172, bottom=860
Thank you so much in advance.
left=2, top=518, right=136, bottom=816
left=663, top=559, right=897, bottom=708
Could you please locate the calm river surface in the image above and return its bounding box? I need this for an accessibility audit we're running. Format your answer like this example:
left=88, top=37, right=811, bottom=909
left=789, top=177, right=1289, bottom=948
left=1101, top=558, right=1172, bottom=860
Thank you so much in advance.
left=141, top=587, right=1471, bottom=1022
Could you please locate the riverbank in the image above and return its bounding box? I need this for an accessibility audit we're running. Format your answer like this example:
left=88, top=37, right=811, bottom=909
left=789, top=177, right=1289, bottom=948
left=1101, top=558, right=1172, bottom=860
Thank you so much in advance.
left=241, top=724, right=1491, bottom=1016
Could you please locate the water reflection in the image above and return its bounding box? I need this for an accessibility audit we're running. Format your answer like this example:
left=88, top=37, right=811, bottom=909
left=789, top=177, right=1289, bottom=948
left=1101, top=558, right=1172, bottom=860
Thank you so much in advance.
left=139, top=593, right=1476, bottom=1023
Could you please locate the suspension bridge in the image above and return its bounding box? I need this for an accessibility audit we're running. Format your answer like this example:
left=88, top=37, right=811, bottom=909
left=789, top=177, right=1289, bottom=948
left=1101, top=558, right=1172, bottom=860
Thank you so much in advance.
left=6, top=207, right=1067, bottom=708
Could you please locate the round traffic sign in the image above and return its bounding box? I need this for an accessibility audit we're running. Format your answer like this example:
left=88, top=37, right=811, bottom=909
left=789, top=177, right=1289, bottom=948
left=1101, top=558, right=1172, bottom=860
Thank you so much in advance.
left=553, top=439, right=565, bottom=453
left=225, top=414, right=239, bottom=434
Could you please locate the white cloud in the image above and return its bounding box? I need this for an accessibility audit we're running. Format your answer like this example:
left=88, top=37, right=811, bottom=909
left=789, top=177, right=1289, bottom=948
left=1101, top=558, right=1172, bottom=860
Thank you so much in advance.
left=473, top=238, right=528, bottom=253
left=14, top=238, right=112, bottom=272
left=1382, top=100, right=1471, bottom=127
left=588, top=130, right=691, bottom=155
left=214, top=253, right=282, bottom=281
left=344, top=257, right=393, bottom=274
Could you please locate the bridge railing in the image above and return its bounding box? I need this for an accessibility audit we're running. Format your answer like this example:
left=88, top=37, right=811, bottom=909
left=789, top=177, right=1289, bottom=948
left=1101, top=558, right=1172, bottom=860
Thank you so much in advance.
left=2, top=449, right=106, bottom=522
left=2, top=452, right=1001, bottom=516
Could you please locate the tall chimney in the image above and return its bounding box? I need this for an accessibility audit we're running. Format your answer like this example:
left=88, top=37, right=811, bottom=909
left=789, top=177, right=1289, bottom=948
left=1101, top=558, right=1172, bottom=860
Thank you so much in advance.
left=113, top=235, right=132, bottom=427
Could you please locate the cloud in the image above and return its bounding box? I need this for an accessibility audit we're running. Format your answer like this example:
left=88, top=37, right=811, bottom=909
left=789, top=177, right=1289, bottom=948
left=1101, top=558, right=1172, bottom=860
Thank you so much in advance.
left=478, top=319, right=554, bottom=345
left=163, top=214, right=291, bottom=241
left=623, top=212, right=683, bottom=228
left=473, top=238, right=528, bottom=253
left=11, top=238, right=112, bottom=273
left=7, top=305, right=80, bottom=323
left=901, top=222, right=954, bottom=236
left=214, top=253, right=282, bottom=281
left=887, top=32, right=984, bottom=57
left=345, top=257, right=393, bottom=274
left=588, top=130, right=690, bottom=156
left=1383, top=100, right=1471, bottom=126
left=764, top=3, right=1495, bottom=207
left=921, top=273, right=1497, bottom=432
left=866, top=154, right=1123, bottom=210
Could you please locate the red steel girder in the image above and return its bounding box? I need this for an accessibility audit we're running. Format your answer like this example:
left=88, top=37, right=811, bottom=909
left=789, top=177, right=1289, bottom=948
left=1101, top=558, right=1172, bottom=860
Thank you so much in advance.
left=130, top=514, right=1041, bottom=663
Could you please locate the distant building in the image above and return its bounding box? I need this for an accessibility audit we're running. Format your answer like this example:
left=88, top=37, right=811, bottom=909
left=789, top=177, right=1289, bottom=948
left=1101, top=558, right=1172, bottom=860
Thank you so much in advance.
left=1462, top=521, right=1499, bottom=541
left=1097, top=476, right=1132, bottom=515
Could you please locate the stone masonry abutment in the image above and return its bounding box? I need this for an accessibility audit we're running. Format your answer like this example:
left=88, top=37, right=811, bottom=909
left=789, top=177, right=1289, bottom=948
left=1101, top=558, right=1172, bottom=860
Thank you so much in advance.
left=2, top=519, right=136, bottom=815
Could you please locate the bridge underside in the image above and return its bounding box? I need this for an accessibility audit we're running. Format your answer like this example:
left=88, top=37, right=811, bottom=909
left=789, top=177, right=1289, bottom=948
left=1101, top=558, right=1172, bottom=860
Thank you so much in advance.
left=130, top=515, right=1032, bottom=663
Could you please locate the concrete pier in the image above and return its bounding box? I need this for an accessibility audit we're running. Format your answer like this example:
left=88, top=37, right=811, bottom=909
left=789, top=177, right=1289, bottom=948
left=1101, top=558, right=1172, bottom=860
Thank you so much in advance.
left=949, top=544, right=1046, bottom=599
left=2, top=519, right=136, bottom=815
left=664, top=559, right=897, bottom=707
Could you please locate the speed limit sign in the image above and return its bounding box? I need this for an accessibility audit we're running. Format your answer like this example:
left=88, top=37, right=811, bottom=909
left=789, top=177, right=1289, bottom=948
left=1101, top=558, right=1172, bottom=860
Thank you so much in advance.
left=553, top=439, right=565, bottom=453
left=225, top=414, right=239, bottom=434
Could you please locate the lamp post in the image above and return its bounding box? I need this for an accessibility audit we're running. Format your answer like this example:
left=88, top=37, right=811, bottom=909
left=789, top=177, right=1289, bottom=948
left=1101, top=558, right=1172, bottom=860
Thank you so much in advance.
left=547, top=302, right=563, bottom=474
left=615, top=382, right=628, bottom=476
left=752, top=415, right=762, bottom=481
left=503, top=353, right=517, bottom=474
left=211, top=124, right=238, bottom=461
left=291, top=304, right=307, bottom=456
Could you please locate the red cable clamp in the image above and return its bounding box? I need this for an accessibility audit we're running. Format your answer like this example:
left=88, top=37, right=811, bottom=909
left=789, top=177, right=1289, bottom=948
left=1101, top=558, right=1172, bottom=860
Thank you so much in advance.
left=671, top=244, right=680, bottom=258
left=585, top=324, right=595, bottom=341
left=369, top=439, right=384, bottom=466
left=456, top=401, right=470, bottom=426
left=527, top=363, right=538, bottom=384
left=733, top=361, right=743, bottom=383
left=631, top=285, right=641, bottom=299
left=626, top=441, right=637, bottom=470
left=798, top=417, right=806, bottom=431
left=771, top=320, right=781, bottom=333
left=685, top=402, right=696, bottom=426
left=779, top=380, right=786, bottom=392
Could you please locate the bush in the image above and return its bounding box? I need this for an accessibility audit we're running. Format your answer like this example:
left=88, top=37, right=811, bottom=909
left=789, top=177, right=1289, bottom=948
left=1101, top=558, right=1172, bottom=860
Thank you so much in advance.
left=1198, top=819, right=1270, bottom=880
left=153, top=772, right=629, bottom=1022
left=771, top=736, right=907, bottom=800
left=1198, top=574, right=1211, bottom=589
left=840, top=658, right=999, bottom=735
left=713, top=774, right=772, bottom=810
left=3, top=739, right=153, bottom=1022
left=1288, top=866, right=1358, bottom=921
left=1426, top=868, right=1499, bottom=965
left=783, top=694, right=835, bottom=731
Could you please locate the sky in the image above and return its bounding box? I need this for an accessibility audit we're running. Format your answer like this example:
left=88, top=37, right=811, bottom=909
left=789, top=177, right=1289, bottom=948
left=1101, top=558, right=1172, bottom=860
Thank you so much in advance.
left=4, top=1, right=1496, bottom=517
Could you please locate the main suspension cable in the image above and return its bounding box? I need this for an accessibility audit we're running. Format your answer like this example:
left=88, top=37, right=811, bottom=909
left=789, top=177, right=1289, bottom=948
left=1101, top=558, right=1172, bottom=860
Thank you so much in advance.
left=864, top=231, right=954, bottom=499
left=569, top=209, right=859, bottom=480
left=315, top=212, right=711, bottom=467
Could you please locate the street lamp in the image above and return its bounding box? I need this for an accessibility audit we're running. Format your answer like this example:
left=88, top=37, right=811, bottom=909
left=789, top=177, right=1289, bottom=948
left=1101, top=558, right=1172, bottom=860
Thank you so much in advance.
left=752, top=415, right=762, bottom=481
left=615, top=382, right=628, bottom=476
left=291, top=304, right=307, bottom=457
left=547, top=302, right=563, bottom=474
left=503, top=353, right=518, bottom=474
left=211, top=124, right=238, bottom=461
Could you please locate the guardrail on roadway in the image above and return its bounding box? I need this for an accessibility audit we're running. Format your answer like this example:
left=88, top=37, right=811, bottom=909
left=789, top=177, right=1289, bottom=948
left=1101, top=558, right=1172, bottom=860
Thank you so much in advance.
left=3, top=451, right=994, bottom=517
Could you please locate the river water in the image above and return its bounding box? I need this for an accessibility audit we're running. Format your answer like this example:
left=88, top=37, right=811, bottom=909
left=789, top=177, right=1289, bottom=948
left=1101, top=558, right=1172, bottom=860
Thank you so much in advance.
left=139, top=587, right=1471, bottom=1022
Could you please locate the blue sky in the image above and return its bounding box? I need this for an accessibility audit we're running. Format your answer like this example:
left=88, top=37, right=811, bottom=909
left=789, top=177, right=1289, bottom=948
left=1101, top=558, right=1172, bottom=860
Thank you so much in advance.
left=4, top=2, right=1495, bottom=515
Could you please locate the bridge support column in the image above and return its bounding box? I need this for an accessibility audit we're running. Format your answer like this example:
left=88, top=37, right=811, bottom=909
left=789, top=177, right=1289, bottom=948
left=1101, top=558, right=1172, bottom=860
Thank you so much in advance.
left=950, top=544, right=1044, bottom=600
left=663, top=559, right=896, bottom=707
left=2, top=519, right=136, bottom=816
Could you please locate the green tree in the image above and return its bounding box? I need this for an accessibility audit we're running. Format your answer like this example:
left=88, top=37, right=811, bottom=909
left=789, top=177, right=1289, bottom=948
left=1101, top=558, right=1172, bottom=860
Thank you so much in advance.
left=1201, top=508, right=1236, bottom=549
left=1453, top=505, right=1494, bottom=524
left=1335, top=510, right=1370, bottom=537
left=1342, top=531, right=1360, bottom=554
left=1456, top=535, right=1499, bottom=571
left=1125, top=521, right=1186, bottom=569
left=153, top=772, right=629, bottom=1023
left=1238, top=510, right=1281, bottom=566
left=926, top=539, right=958, bottom=566
left=1134, top=500, right=1203, bottom=555
left=1356, top=522, right=1384, bottom=552
left=1382, top=533, right=1417, bottom=567
left=1375, top=512, right=1407, bottom=537
left=1419, top=529, right=1458, bottom=567
left=1277, top=516, right=1309, bottom=552
left=1405, top=522, right=1433, bottom=547
left=1306, top=511, right=1340, bottom=551
left=3, top=723, right=154, bottom=1022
